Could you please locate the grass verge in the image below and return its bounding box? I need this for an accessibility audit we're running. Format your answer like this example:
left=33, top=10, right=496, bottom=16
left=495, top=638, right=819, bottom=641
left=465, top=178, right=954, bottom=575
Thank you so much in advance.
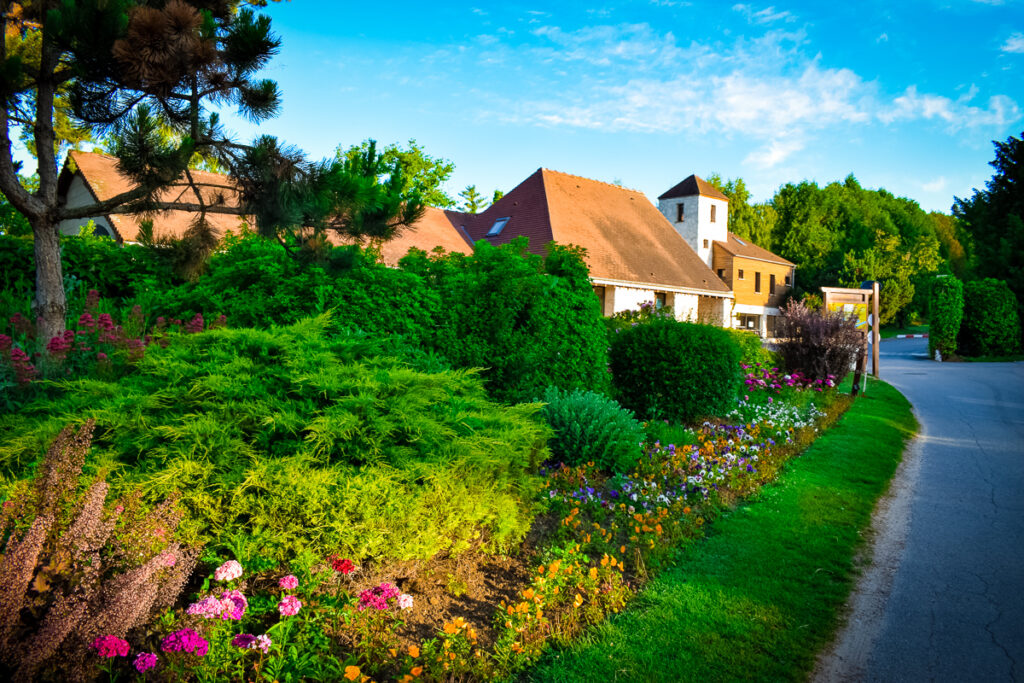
left=524, top=378, right=916, bottom=682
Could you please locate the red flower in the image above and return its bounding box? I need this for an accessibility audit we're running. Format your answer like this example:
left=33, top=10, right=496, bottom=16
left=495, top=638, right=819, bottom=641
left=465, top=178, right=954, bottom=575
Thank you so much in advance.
left=331, top=556, right=354, bottom=574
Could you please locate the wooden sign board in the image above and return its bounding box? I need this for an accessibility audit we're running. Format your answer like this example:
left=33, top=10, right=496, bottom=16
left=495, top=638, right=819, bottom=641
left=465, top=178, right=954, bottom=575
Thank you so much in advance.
left=821, top=284, right=880, bottom=383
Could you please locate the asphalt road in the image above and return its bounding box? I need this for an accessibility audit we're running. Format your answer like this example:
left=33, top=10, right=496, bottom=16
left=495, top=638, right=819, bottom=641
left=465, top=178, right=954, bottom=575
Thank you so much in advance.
left=822, top=337, right=1024, bottom=682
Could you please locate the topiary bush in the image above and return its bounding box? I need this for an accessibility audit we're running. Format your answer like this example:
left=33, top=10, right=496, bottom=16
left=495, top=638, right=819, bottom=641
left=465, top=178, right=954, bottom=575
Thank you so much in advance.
left=928, top=276, right=964, bottom=359
left=957, top=278, right=1021, bottom=357
left=0, top=317, right=549, bottom=563
left=541, top=386, right=645, bottom=473
left=609, top=319, right=742, bottom=424
left=774, top=300, right=864, bottom=380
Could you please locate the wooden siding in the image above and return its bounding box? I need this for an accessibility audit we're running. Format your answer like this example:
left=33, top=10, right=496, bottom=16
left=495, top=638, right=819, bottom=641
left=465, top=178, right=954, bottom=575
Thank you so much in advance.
left=713, top=250, right=794, bottom=308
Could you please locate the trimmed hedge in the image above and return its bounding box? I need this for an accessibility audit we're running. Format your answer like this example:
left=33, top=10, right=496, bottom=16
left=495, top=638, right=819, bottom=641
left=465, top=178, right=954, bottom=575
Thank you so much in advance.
left=929, top=276, right=964, bottom=359
left=609, top=319, right=742, bottom=423
left=958, top=278, right=1021, bottom=356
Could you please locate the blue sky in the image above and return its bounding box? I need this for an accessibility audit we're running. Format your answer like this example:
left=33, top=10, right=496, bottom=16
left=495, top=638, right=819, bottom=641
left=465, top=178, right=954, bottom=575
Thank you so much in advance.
left=225, top=0, right=1023, bottom=213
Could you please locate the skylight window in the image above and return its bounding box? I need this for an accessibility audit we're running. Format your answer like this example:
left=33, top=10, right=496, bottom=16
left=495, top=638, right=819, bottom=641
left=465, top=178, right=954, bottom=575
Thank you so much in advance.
left=486, top=217, right=510, bottom=237
left=734, top=237, right=747, bottom=246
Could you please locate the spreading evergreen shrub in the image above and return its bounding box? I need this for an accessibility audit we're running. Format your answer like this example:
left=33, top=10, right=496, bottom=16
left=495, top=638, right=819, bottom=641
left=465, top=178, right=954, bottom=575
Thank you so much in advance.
left=609, top=319, right=742, bottom=423
left=958, top=278, right=1021, bottom=356
left=541, top=386, right=645, bottom=473
left=928, top=276, right=964, bottom=359
left=0, top=317, right=549, bottom=563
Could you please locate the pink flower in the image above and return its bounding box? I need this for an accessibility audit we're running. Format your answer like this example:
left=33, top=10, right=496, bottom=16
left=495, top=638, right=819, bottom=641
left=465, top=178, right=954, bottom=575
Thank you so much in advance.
left=92, top=635, right=129, bottom=658
left=398, top=593, right=414, bottom=610
left=164, top=552, right=177, bottom=567
left=255, top=634, right=272, bottom=654
left=231, top=633, right=257, bottom=649
left=213, top=559, right=243, bottom=582
left=134, top=652, right=158, bottom=673
left=278, top=595, right=302, bottom=616
left=279, top=574, right=299, bottom=590
left=160, top=628, right=208, bottom=657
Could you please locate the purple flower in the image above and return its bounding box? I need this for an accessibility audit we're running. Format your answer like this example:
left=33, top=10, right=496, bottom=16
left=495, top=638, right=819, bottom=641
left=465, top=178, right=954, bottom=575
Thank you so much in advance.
left=161, top=628, right=209, bottom=657
left=232, top=634, right=257, bottom=649
left=134, top=652, right=158, bottom=673
left=92, top=635, right=129, bottom=658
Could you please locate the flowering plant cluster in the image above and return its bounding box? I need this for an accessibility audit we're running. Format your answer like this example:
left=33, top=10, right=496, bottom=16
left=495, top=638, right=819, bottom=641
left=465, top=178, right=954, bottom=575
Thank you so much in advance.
left=742, top=362, right=837, bottom=394
left=0, top=291, right=226, bottom=391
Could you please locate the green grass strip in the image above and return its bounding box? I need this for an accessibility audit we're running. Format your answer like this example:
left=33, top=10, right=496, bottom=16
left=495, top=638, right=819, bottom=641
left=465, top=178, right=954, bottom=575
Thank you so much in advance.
left=525, top=379, right=917, bottom=682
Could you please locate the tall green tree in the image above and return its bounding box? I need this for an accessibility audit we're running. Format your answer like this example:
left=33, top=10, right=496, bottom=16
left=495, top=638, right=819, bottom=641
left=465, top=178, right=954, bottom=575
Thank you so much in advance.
left=954, top=131, right=1024, bottom=314
left=0, top=1, right=420, bottom=341
left=706, top=173, right=776, bottom=248
left=337, top=138, right=455, bottom=208
left=458, top=184, right=485, bottom=213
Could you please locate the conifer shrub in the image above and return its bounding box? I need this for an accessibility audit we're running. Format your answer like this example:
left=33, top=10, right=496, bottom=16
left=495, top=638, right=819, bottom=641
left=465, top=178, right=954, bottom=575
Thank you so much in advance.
left=0, top=318, right=549, bottom=563
left=929, top=276, right=964, bottom=359
left=774, top=300, right=864, bottom=380
left=957, top=278, right=1021, bottom=356
left=541, top=387, right=645, bottom=473
left=609, top=319, right=742, bottom=423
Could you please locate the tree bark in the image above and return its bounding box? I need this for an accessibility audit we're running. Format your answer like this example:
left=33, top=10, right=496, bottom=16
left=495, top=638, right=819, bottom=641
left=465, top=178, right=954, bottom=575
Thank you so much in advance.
left=32, top=217, right=66, bottom=343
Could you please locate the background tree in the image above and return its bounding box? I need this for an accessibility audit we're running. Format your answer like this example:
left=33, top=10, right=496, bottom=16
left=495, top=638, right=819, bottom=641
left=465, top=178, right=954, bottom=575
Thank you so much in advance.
left=0, top=1, right=420, bottom=342
left=337, top=138, right=455, bottom=208
left=706, top=173, right=776, bottom=248
left=459, top=184, right=485, bottom=212
left=954, top=131, right=1024, bottom=322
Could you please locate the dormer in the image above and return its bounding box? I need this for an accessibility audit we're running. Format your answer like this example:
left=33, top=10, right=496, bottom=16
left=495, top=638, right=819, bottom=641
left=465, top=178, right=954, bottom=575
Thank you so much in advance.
left=657, top=174, right=729, bottom=269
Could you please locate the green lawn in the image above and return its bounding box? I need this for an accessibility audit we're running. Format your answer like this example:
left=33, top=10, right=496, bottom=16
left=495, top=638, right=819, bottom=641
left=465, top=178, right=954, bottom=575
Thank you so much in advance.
left=524, top=379, right=916, bottom=682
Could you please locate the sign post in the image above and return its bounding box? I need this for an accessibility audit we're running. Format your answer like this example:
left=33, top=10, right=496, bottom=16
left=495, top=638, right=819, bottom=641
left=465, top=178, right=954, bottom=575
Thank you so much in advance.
left=821, top=284, right=880, bottom=394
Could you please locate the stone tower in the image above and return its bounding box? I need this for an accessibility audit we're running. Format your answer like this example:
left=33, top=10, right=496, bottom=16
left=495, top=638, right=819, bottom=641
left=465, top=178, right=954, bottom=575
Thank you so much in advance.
left=657, top=174, right=729, bottom=269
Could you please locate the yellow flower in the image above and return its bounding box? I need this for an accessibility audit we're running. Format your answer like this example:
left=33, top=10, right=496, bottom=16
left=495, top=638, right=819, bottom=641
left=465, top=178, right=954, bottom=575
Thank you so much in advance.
left=344, top=666, right=361, bottom=681
left=573, top=594, right=583, bottom=608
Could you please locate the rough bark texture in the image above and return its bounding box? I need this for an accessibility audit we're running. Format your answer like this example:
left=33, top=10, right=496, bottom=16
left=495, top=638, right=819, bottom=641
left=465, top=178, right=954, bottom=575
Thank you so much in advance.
left=31, top=217, right=66, bottom=344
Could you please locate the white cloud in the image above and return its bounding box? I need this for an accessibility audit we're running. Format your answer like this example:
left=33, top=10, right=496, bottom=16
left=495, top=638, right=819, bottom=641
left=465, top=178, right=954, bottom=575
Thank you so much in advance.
left=744, top=138, right=806, bottom=168
left=880, top=86, right=1020, bottom=130
left=1001, top=32, right=1024, bottom=53
left=732, top=4, right=795, bottom=24
left=922, top=176, right=948, bottom=193
left=877, top=32, right=889, bottom=43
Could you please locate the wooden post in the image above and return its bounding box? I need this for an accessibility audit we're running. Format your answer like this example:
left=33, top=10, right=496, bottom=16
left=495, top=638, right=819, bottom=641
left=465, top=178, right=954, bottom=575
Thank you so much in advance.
left=851, top=348, right=865, bottom=397
left=872, top=281, right=880, bottom=378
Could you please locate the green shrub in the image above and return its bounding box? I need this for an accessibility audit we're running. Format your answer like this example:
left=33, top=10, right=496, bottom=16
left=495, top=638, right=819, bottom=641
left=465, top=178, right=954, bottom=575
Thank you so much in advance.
left=774, top=300, right=864, bottom=381
left=725, top=328, right=779, bottom=367
left=929, top=276, right=964, bottom=359
left=957, top=278, right=1021, bottom=357
left=403, top=238, right=610, bottom=404
left=609, top=319, right=742, bottom=423
left=0, top=317, right=549, bottom=563
left=541, top=387, right=645, bottom=473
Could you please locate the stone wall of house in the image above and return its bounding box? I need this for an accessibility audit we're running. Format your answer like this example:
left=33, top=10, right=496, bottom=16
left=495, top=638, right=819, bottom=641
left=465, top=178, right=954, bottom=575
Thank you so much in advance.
left=658, top=194, right=729, bottom=269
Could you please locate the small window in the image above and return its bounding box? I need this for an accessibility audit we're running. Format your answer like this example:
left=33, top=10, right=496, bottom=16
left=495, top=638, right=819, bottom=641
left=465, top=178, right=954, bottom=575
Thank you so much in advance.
left=486, top=217, right=510, bottom=237
left=734, top=236, right=747, bottom=246
left=755, top=272, right=762, bottom=293
left=654, top=292, right=667, bottom=309
left=717, top=268, right=724, bottom=278
left=785, top=274, right=792, bottom=286
left=769, top=274, right=776, bottom=294
left=738, top=269, right=745, bottom=280
left=710, top=205, right=717, bottom=222
left=676, top=203, right=685, bottom=222
left=703, top=239, right=709, bottom=248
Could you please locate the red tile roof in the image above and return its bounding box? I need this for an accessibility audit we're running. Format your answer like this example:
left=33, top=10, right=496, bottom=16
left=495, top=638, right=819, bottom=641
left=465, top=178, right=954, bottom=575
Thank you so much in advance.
left=658, top=174, right=730, bottom=202
left=65, top=151, right=248, bottom=242
left=378, top=206, right=473, bottom=266
left=716, top=232, right=794, bottom=266
left=461, top=169, right=729, bottom=294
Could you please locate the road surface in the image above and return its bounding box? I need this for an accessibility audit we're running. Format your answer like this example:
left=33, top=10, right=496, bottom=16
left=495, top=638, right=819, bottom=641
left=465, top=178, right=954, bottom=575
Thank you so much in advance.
left=816, top=337, right=1024, bottom=682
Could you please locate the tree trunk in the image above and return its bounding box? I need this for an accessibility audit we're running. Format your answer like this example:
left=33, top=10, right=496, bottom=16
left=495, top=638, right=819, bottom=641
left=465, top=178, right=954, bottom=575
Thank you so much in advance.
left=32, top=217, right=66, bottom=343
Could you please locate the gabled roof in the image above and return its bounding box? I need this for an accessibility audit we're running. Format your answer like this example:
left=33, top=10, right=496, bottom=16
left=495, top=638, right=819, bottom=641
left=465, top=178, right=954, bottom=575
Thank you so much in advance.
left=658, top=174, right=730, bottom=202
left=715, top=232, right=794, bottom=266
left=460, top=169, right=730, bottom=294
left=62, top=151, right=247, bottom=242
left=378, top=206, right=473, bottom=266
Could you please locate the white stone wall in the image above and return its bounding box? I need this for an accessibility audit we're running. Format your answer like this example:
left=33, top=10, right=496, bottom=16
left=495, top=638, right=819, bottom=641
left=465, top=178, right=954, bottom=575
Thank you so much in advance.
left=657, top=193, right=729, bottom=269
left=58, top=175, right=115, bottom=238
left=673, top=293, right=700, bottom=321
left=610, top=284, right=657, bottom=313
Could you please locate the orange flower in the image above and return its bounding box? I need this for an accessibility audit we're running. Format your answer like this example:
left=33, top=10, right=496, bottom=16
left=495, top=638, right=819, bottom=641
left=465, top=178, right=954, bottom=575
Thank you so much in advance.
left=344, top=666, right=361, bottom=681
left=389, top=648, right=398, bottom=657
left=408, top=645, right=420, bottom=658
left=511, top=642, right=523, bottom=653
left=589, top=567, right=598, bottom=580
left=683, top=506, right=691, bottom=514
left=600, top=555, right=609, bottom=567
left=522, top=588, right=534, bottom=600
left=443, top=622, right=458, bottom=635
left=411, top=666, right=424, bottom=677
left=538, top=564, right=546, bottom=574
